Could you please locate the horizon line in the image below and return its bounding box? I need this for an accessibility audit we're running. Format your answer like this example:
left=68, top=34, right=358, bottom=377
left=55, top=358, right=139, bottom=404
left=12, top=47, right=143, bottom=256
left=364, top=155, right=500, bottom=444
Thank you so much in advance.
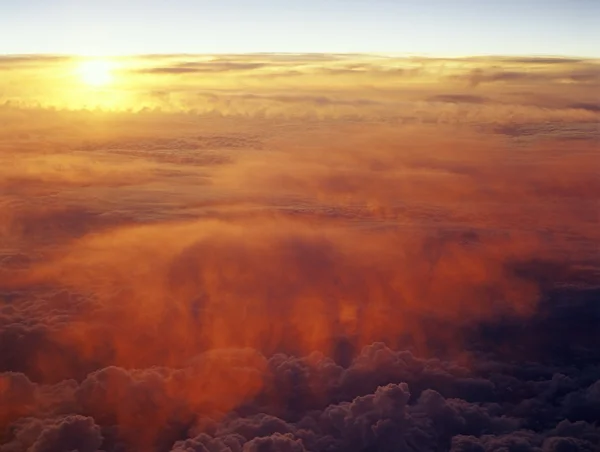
left=0, top=51, right=598, bottom=60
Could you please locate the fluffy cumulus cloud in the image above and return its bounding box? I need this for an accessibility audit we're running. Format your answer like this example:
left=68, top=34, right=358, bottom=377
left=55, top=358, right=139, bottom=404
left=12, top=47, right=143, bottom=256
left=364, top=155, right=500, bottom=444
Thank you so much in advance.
left=0, top=54, right=599, bottom=451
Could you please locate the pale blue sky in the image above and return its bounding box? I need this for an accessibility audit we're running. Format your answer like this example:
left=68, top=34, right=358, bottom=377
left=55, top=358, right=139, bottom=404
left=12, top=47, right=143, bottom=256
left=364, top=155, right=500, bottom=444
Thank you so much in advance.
left=1, top=0, right=598, bottom=56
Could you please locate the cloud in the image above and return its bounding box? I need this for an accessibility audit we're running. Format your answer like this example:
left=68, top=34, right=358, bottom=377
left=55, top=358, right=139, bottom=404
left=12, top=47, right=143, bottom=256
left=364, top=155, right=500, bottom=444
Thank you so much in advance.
left=455, top=66, right=600, bottom=87
left=0, top=53, right=599, bottom=452
left=568, top=102, right=600, bottom=113
left=427, top=94, right=490, bottom=104
left=196, top=92, right=382, bottom=107
left=3, top=55, right=599, bottom=126
left=456, top=69, right=548, bottom=87
left=498, top=57, right=585, bottom=65
left=138, top=62, right=270, bottom=75
left=2, top=335, right=600, bottom=450
left=0, top=55, right=73, bottom=71
left=0, top=415, right=102, bottom=452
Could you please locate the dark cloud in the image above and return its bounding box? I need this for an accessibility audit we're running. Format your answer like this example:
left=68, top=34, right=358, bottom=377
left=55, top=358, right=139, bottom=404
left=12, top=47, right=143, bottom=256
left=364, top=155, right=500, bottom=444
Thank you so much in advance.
left=142, top=66, right=206, bottom=74
left=78, top=134, right=263, bottom=152
left=407, top=56, right=585, bottom=66
left=456, top=66, right=600, bottom=87
left=427, top=94, right=490, bottom=104
left=138, top=62, right=269, bottom=75
left=197, top=92, right=382, bottom=107
left=0, top=55, right=72, bottom=70
left=500, top=57, right=585, bottom=65
left=1, top=317, right=600, bottom=451
left=457, top=69, right=547, bottom=87
left=568, top=102, right=600, bottom=113
left=0, top=415, right=102, bottom=452
left=565, top=68, right=600, bottom=83
left=491, top=122, right=600, bottom=142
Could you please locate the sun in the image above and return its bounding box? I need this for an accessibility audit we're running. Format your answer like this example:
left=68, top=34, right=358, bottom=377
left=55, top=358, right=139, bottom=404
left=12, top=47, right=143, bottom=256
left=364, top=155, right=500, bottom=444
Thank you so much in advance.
left=77, top=60, right=115, bottom=87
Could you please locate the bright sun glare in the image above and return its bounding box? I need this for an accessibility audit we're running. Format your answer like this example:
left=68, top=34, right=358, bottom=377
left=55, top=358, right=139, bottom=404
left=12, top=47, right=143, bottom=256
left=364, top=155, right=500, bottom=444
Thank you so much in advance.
left=77, top=60, right=115, bottom=87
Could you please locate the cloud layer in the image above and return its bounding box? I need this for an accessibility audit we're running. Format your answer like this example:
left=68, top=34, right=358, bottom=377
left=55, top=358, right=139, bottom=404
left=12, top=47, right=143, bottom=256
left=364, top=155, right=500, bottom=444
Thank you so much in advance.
left=0, top=54, right=599, bottom=451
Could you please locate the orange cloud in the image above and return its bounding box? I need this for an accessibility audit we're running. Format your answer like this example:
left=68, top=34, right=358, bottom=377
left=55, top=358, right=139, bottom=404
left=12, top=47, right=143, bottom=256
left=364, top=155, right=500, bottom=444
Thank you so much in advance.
left=0, top=54, right=599, bottom=451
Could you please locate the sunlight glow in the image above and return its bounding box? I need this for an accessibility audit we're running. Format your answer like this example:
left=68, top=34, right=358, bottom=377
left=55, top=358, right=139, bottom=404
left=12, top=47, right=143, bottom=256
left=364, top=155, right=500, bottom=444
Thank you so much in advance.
left=77, top=60, right=115, bottom=87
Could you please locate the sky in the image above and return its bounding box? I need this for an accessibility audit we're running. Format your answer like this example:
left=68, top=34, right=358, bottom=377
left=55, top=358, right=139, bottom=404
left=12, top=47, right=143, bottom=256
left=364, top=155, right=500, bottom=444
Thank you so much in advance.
left=1, top=0, right=599, bottom=56
left=2, top=2, right=600, bottom=451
